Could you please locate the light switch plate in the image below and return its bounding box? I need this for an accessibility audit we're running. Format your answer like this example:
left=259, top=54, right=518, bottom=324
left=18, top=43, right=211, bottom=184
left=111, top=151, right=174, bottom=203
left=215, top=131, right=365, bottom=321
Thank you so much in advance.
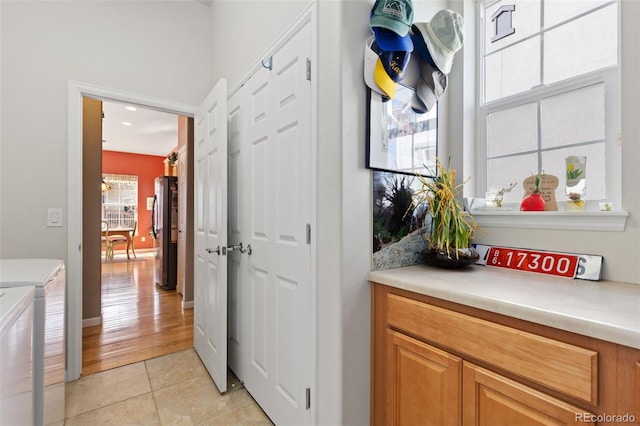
left=47, top=208, right=63, bottom=227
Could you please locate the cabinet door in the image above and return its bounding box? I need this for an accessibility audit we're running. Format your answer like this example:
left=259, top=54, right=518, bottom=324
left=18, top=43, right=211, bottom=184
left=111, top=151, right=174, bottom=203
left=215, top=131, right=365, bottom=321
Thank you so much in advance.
left=386, top=330, right=462, bottom=426
left=463, top=362, right=594, bottom=426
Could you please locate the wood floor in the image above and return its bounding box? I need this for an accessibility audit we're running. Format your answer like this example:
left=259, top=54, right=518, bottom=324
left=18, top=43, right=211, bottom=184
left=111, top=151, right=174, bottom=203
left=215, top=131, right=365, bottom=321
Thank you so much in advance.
left=82, top=253, right=193, bottom=376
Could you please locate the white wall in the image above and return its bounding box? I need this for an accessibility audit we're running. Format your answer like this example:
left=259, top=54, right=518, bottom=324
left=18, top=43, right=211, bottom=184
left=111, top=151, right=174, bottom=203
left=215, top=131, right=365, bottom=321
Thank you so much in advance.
left=210, top=1, right=312, bottom=90
left=339, top=3, right=449, bottom=425
left=0, top=0, right=213, bottom=258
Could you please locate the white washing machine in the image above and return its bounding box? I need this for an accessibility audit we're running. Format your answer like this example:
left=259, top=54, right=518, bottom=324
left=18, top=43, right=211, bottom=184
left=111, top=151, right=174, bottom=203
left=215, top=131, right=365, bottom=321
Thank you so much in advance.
left=0, top=286, right=35, bottom=426
left=0, top=259, right=66, bottom=426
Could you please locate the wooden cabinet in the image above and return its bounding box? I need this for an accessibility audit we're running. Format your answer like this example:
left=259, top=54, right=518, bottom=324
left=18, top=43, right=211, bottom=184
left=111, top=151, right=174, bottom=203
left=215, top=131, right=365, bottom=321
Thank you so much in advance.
left=372, top=283, right=640, bottom=426
left=463, top=362, right=593, bottom=426
left=386, top=330, right=461, bottom=426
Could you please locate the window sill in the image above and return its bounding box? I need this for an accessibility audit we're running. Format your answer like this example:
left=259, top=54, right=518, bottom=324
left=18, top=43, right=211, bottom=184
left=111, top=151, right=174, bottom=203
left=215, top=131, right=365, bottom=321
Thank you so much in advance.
left=471, top=209, right=629, bottom=232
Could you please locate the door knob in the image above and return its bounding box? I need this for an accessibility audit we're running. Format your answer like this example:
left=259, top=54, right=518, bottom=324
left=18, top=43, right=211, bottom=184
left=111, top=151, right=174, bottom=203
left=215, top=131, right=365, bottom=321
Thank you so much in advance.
left=227, top=243, right=252, bottom=255
left=205, top=246, right=221, bottom=255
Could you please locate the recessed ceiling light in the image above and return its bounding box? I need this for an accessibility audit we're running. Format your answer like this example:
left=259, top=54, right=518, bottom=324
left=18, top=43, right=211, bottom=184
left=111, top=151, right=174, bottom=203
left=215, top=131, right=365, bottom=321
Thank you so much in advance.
left=122, top=122, right=133, bottom=126
left=125, top=106, right=137, bottom=111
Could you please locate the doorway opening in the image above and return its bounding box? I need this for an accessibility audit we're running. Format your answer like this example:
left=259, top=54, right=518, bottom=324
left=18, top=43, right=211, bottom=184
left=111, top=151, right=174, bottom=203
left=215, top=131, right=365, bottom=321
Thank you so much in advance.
left=67, top=81, right=198, bottom=381
left=81, top=99, right=194, bottom=375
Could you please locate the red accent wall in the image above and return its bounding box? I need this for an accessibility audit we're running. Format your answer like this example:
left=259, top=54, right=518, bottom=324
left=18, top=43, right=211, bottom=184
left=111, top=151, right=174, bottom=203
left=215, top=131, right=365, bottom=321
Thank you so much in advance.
left=103, top=151, right=165, bottom=250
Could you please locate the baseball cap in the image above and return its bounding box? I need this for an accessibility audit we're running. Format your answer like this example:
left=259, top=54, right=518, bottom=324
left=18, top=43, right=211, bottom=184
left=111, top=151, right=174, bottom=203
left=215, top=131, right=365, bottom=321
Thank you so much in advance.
left=372, top=27, right=414, bottom=52
left=364, top=36, right=411, bottom=100
left=412, top=9, right=464, bottom=74
left=370, top=0, right=414, bottom=36
left=363, top=36, right=387, bottom=97
left=410, top=28, right=437, bottom=67
left=375, top=48, right=411, bottom=99
left=414, top=56, right=447, bottom=113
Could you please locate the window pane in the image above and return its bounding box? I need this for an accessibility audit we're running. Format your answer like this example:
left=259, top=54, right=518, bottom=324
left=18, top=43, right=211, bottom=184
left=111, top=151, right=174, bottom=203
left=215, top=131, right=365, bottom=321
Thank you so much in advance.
left=544, top=4, right=617, bottom=84
left=488, top=153, right=538, bottom=205
left=484, top=0, right=541, bottom=54
left=541, top=143, right=606, bottom=200
left=102, top=173, right=138, bottom=228
left=485, top=36, right=540, bottom=102
left=544, top=0, right=611, bottom=28
left=541, top=83, right=605, bottom=149
left=487, top=102, right=538, bottom=157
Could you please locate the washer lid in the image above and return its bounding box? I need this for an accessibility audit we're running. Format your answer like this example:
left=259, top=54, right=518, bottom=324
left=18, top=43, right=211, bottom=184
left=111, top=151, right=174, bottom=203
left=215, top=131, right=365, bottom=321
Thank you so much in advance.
left=0, top=259, right=64, bottom=288
left=0, top=286, right=35, bottom=334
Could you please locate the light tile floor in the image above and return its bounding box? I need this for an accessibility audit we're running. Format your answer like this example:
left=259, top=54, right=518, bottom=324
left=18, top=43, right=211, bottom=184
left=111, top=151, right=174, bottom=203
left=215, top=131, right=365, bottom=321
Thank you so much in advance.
left=65, top=349, right=274, bottom=425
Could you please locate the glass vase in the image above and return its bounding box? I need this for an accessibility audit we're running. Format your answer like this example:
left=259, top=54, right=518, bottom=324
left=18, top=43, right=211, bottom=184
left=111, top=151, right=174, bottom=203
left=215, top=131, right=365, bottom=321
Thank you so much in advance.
left=565, top=156, right=586, bottom=211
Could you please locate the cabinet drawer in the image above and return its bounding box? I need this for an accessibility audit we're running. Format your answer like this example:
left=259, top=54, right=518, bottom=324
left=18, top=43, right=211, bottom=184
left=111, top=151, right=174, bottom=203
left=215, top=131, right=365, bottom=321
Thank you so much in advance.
left=387, top=293, right=598, bottom=404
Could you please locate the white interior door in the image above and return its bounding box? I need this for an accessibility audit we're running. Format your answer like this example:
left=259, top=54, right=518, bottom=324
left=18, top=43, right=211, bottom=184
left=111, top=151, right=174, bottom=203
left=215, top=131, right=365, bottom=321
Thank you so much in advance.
left=194, top=78, right=228, bottom=393
left=241, top=20, right=312, bottom=425
left=177, top=146, right=187, bottom=297
left=227, top=86, right=246, bottom=379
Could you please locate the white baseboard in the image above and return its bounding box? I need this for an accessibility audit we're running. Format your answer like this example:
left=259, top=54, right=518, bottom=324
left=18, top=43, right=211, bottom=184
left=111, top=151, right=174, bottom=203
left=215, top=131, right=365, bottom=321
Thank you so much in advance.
left=182, top=300, right=194, bottom=310
left=82, top=316, right=102, bottom=328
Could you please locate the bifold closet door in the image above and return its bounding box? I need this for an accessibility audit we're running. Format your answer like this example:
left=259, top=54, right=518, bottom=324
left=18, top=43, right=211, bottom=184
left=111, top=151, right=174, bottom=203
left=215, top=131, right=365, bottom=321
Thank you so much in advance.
left=194, top=78, right=229, bottom=393
left=239, top=18, right=313, bottom=426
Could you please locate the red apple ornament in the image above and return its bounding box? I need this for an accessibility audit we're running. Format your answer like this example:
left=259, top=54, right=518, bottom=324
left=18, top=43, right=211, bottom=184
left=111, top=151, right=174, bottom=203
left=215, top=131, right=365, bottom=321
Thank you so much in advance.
left=520, top=175, right=546, bottom=211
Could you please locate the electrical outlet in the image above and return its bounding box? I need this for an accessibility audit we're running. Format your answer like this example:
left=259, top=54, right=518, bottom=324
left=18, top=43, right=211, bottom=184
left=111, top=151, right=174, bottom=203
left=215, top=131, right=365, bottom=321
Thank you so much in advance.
left=141, top=237, right=145, bottom=242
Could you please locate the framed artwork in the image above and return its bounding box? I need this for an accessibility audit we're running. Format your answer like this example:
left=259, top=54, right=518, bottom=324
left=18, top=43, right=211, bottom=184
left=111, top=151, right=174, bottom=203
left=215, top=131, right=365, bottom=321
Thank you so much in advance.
left=366, top=85, right=438, bottom=177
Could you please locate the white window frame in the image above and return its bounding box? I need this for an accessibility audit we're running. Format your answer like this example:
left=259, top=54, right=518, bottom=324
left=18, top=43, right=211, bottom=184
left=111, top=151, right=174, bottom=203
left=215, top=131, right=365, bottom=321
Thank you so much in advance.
left=473, top=0, right=627, bottom=232
left=102, top=173, right=138, bottom=230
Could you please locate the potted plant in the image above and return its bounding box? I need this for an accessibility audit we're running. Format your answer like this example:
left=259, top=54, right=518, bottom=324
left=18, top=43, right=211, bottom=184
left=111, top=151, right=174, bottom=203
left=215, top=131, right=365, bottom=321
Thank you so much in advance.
left=167, top=151, right=178, bottom=166
left=414, top=158, right=480, bottom=268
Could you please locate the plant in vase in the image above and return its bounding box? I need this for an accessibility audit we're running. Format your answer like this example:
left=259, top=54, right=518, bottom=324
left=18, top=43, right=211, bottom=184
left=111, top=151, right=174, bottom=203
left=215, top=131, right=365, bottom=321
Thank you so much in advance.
left=486, top=182, right=517, bottom=207
left=414, top=158, right=480, bottom=268
left=565, top=156, right=586, bottom=211
left=167, top=151, right=178, bottom=166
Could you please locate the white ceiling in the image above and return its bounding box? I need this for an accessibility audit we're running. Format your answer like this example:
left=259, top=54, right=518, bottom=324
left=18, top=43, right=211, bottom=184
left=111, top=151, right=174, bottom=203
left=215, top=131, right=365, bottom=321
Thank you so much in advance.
left=101, top=100, right=179, bottom=157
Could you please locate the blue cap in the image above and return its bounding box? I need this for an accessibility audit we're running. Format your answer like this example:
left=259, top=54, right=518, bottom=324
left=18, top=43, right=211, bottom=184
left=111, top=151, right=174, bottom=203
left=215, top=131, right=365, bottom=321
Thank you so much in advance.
left=410, top=28, right=436, bottom=66
left=377, top=48, right=411, bottom=84
left=373, top=27, right=414, bottom=52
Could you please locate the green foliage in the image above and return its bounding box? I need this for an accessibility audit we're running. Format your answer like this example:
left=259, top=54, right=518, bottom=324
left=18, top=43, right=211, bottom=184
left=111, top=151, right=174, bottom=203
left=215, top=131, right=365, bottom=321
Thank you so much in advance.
left=566, top=167, right=583, bottom=180
left=167, top=151, right=178, bottom=165
left=373, top=174, right=415, bottom=246
left=413, top=159, right=478, bottom=258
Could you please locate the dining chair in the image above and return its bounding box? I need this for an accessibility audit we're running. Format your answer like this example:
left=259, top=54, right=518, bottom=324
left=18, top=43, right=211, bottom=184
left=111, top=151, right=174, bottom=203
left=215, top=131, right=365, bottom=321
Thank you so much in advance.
left=106, top=220, right=136, bottom=259
left=106, top=229, right=129, bottom=260
left=129, top=220, right=137, bottom=259
left=101, top=220, right=112, bottom=261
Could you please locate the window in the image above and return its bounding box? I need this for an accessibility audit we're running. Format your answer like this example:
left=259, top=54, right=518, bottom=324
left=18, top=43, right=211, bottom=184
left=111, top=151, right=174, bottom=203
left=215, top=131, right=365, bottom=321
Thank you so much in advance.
left=478, top=0, right=620, bottom=208
left=102, top=173, right=138, bottom=229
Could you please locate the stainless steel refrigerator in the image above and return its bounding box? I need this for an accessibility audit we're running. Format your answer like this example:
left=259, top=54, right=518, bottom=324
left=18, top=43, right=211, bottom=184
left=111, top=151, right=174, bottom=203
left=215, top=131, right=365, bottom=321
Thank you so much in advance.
left=152, top=176, right=178, bottom=290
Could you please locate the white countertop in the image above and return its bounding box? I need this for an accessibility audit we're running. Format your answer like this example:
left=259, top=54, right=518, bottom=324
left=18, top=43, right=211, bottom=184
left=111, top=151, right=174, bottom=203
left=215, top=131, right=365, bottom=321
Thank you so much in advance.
left=368, top=264, right=640, bottom=350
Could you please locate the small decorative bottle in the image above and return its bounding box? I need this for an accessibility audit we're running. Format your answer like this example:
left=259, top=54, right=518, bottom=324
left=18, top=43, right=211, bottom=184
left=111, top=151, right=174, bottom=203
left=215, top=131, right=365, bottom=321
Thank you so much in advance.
left=565, top=156, right=586, bottom=211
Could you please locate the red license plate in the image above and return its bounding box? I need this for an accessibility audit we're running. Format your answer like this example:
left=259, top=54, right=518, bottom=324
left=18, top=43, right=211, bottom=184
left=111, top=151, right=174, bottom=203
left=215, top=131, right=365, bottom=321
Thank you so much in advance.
left=486, top=247, right=579, bottom=278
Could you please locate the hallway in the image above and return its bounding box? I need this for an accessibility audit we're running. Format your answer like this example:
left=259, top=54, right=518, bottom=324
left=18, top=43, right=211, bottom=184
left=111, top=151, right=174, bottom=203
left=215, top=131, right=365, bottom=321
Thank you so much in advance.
left=82, top=252, right=193, bottom=376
